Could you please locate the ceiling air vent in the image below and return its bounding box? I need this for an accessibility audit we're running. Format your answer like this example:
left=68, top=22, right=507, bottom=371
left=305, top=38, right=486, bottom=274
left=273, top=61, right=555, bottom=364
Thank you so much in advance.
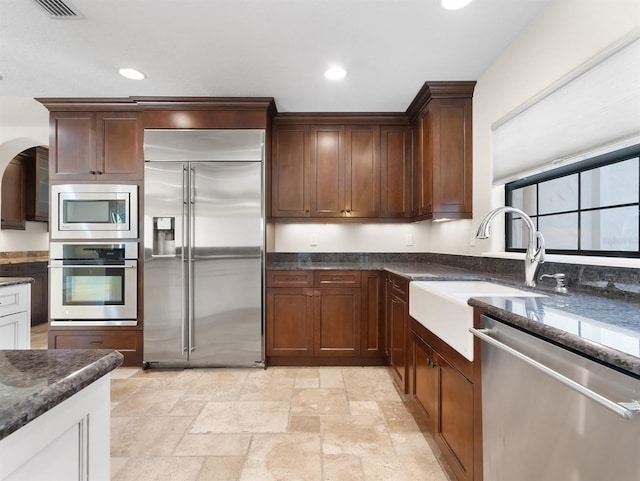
left=33, top=0, right=81, bottom=18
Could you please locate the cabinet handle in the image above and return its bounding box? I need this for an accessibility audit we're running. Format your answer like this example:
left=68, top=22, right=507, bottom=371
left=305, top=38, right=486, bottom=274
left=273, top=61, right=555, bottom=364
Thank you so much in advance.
left=89, top=341, right=103, bottom=345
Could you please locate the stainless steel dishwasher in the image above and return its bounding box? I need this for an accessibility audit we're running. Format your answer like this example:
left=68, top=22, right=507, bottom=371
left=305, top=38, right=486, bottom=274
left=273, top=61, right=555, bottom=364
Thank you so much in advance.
left=471, top=315, right=640, bottom=481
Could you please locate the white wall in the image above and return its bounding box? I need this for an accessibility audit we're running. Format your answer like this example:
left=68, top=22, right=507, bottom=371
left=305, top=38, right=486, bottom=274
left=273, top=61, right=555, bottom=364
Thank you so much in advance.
left=274, top=0, right=640, bottom=265
left=0, top=97, right=50, bottom=252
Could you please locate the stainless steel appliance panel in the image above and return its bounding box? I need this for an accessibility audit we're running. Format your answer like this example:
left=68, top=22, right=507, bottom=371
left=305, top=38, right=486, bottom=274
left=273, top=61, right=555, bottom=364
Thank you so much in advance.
left=49, top=241, right=138, bottom=325
left=476, top=315, right=640, bottom=481
left=189, top=162, right=262, bottom=366
left=144, top=129, right=264, bottom=162
left=51, top=184, right=138, bottom=239
left=143, top=153, right=264, bottom=367
left=143, top=162, right=188, bottom=364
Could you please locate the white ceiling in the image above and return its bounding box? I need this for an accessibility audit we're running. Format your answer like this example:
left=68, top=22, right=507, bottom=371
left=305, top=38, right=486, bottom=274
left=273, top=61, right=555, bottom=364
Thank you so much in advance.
left=0, top=0, right=550, bottom=113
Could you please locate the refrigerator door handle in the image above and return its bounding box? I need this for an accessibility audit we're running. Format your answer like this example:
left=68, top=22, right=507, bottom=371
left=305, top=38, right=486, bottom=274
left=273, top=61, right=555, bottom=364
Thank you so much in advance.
left=189, top=165, right=196, bottom=353
left=181, top=165, right=189, bottom=354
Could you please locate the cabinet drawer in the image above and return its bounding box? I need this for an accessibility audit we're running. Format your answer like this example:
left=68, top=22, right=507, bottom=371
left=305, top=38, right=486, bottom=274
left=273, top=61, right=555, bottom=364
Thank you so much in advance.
left=51, top=331, right=139, bottom=351
left=387, top=273, right=408, bottom=300
left=315, top=271, right=361, bottom=287
left=267, top=271, right=314, bottom=287
left=0, top=284, right=30, bottom=317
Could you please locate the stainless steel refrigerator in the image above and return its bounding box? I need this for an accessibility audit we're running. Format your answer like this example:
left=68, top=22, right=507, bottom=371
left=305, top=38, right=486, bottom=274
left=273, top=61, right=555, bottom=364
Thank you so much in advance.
left=142, top=129, right=264, bottom=367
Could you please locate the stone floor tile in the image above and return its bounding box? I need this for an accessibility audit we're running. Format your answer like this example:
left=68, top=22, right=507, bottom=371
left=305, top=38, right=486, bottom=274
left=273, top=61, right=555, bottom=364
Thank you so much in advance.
left=197, top=456, right=244, bottom=481
left=341, top=368, right=401, bottom=401
left=110, top=388, right=187, bottom=417
left=319, top=368, right=345, bottom=389
left=240, top=368, right=295, bottom=401
left=349, top=401, right=382, bottom=416
left=112, top=456, right=205, bottom=481
left=378, top=401, right=422, bottom=432
left=321, top=415, right=394, bottom=456
left=174, top=433, right=251, bottom=456
left=241, top=433, right=321, bottom=481
left=291, top=388, right=350, bottom=415
left=288, top=415, right=321, bottom=433
left=184, top=369, right=249, bottom=401
left=190, top=401, right=290, bottom=433
left=361, top=455, right=449, bottom=481
left=389, top=432, right=436, bottom=456
left=322, top=454, right=364, bottom=481
left=111, top=416, right=193, bottom=457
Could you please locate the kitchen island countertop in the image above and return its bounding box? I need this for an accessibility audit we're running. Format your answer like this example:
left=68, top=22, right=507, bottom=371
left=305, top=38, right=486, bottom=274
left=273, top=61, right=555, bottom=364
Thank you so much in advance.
left=0, top=349, right=123, bottom=441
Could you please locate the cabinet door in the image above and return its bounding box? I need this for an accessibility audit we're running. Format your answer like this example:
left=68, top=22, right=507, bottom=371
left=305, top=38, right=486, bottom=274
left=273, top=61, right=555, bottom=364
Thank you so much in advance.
left=310, top=126, right=344, bottom=217
left=419, top=109, right=434, bottom=216
left=49, top=112, right=96, bottom=180
left=361, top=271, right=383, bottom=358
left=25, top=147, right=49, bottom=222
left=431, top=98, right=473, bottom=217
left=1, top=159, right=26, bottom=230
left=344, top=126, right=380, bottom=218
left=266, top=288, right=314, bottom=356
left=381, top=126, right=411, bottom=218
left=414, top=337, right=437, bottom=424
left=271, top=126, right=311, bottom=218
left=389, top=293, right=407, bottom=390
left=314, top=288, right=361, bottom=356
left=436, top=352, right=474, bottom=481
left=95, top=112, right=143, bottom=180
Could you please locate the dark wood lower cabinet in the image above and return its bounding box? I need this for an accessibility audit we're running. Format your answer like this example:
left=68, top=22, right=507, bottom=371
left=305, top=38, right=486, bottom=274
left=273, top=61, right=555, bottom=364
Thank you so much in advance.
left=49, top=328, right=143, bottom=367
left=411, top=318, right=480, bottom=481
left=266, top=270, right=385, bottom=366
left=0, top=262, right=48, bottom=326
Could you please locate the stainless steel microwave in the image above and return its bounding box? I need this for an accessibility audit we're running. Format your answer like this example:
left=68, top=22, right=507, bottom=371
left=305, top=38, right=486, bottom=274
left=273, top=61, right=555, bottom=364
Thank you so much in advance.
left=51, top=184, right=138, bottom=239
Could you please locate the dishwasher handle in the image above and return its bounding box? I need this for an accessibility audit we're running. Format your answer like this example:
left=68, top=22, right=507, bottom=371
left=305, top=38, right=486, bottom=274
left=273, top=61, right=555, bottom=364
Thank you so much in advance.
left=470, top=327, right=640, bottom=420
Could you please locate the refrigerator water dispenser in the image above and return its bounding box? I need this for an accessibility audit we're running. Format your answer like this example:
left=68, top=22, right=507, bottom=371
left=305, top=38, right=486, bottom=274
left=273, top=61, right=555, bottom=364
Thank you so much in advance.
left=153, top=217, right=175, bottom=256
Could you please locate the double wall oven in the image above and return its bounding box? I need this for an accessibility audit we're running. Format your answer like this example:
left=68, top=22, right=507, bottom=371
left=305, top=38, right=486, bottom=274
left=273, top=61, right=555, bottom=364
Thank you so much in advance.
left=49, top=185, right=139, bottom=326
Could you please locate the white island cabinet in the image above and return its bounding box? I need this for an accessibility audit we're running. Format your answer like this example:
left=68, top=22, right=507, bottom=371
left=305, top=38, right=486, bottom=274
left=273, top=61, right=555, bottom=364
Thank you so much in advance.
left=0, top=280, right=31, bottom=349
left=0, top=349, right=123, bottom=481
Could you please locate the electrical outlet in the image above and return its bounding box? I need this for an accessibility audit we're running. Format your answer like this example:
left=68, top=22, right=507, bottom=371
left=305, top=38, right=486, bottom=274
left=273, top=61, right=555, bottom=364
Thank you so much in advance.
left=470, top=229, right=476, bottom=247
left=310, top=233, right=318, bottom=246
left=405, top=234, right=413, bottom=246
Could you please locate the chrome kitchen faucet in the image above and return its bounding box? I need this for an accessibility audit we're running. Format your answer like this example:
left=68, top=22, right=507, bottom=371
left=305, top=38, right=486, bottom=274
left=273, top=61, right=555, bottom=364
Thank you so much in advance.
left=476, top=207, right=545, bottom=288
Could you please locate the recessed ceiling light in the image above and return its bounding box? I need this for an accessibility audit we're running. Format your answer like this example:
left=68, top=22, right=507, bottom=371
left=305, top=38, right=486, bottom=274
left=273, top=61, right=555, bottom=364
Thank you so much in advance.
left=118, top=68, right=146, bottom=80
left=441, top=0, right=473, bottom=10
left=324, top=67, right=347, bottom=80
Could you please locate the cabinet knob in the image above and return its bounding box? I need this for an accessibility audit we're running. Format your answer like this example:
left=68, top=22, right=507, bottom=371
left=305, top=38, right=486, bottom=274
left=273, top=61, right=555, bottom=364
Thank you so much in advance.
left=97, top=171, right=103, bottom=175
left=89, top=170, right=97, bottom=175
left=315, top=293, right=320, bottom=297
left=346, top=209, right=351, bottom=214
left=308, top=293, right=313, bottom=298
left=340, top=209, right=345, bottom=213
left=305, top=209, right=310, bottom=213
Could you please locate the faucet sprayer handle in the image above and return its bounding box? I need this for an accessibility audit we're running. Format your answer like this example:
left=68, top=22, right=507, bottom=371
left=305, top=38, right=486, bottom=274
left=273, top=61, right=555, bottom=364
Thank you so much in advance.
left=535, top=231, right=545, bottom=263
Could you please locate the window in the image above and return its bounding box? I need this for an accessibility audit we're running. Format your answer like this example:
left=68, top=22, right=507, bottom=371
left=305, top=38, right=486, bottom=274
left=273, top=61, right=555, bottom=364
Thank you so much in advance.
left=505, top=145, right=640, bottom=257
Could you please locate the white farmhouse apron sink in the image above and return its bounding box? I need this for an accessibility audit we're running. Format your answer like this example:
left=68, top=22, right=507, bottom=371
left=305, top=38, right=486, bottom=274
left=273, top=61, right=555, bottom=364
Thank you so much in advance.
left=409, top=281, right=545, bottom=361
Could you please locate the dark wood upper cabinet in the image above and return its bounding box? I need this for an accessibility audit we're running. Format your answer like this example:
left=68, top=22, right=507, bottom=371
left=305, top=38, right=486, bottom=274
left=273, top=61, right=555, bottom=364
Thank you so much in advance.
left=95, top=112, right=143, bottom=180
left=1, top=158, right=26, bottom=230
left=25, top=146, right=49, bottom=222
left=380, top=126, right=411, bottom=218
left=408, top=82, right=475, bottom=220
left=49, top=110, right=142, bottom=181
left=310, top=125, right=345, bottom=218
left=344, top=126, right=380, bottom=218
left=271, top=125, right=311, bottom=218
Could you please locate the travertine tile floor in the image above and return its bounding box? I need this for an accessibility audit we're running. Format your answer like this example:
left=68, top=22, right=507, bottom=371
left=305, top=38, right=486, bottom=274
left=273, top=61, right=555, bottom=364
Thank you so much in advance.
left=30, top=325, right=453, bottom=481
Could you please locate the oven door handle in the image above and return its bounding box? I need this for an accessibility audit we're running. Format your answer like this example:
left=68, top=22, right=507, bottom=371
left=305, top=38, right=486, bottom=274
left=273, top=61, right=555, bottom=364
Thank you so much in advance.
left=48, top=263, right=137, bottom=269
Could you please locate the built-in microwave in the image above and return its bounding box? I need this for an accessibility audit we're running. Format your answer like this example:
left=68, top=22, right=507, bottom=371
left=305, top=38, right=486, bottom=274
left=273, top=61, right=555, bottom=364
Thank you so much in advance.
left=51, top=184, right=138, bottom=239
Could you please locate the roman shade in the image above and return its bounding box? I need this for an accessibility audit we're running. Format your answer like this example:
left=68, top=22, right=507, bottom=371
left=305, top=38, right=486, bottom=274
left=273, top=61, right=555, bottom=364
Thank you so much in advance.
left=492, top=33, right=640, bottom=185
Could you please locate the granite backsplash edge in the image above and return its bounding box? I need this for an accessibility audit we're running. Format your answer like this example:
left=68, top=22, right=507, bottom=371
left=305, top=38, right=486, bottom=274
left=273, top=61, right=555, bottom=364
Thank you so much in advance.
left=267, top=252, right=640, bottom=301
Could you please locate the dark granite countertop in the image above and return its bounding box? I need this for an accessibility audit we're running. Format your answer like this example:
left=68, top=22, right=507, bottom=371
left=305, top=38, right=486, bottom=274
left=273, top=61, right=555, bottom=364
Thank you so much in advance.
left=268, top=258, right=640, bottom=377
left=0, top=277, right=34, bottom=287
left=468, top=294, right=640, bottom=378
left=0, top=349, right=123, bottom=441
